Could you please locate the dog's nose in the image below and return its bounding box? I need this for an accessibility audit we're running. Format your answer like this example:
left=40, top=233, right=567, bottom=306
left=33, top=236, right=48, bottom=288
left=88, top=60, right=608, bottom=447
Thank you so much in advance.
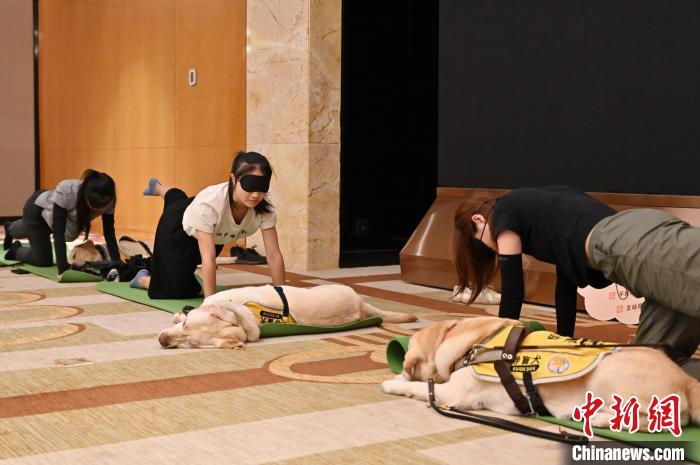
left=158, top=333, right=169, bottom=347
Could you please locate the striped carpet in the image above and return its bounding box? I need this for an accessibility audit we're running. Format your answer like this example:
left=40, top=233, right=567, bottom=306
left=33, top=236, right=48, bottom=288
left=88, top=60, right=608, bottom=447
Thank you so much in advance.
left=0, top=262, right=650, bottom=465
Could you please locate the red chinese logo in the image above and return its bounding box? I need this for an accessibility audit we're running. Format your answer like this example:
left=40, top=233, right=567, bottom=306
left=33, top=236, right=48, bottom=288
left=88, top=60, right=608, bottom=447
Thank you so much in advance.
left=573, top=392, right=684, bottom=438
left=572, top=391, right=605, bottom=437
left=648, top=394, right=682, bottom=437
left=609, top=394, right=640, bottom=433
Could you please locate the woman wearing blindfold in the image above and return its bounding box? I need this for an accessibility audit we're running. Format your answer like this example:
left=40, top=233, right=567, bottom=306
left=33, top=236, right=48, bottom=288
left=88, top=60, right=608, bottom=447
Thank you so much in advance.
left=454, top=185, right=700, bottom=379
left=132, top=151, right=286, bottom=299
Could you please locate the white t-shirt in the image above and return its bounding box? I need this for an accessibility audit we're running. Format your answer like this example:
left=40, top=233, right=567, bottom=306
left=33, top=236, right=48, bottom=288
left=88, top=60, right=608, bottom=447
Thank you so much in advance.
left=34, top=179, right=115, bottom=241
left=182, top=182, right=276, bottom=244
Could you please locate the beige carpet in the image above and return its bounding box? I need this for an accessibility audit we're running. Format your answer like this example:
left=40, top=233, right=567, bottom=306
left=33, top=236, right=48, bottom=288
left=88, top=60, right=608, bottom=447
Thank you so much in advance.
left=0, top=261, right=653, bottom=465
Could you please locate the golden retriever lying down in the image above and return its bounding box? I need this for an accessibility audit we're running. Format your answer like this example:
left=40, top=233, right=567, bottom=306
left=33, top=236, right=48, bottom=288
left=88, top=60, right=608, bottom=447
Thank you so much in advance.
left=68, top=240, right=108, bottom=266
left=158, top=284, right=417, bottom=349
left=381, top=317, right=700, bottom=428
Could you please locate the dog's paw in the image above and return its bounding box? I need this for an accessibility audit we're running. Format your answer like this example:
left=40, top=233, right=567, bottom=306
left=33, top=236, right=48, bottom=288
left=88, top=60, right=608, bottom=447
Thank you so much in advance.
left=381, top=379, right=407, bottom=395
left=172, top=313, right=186, bottom=324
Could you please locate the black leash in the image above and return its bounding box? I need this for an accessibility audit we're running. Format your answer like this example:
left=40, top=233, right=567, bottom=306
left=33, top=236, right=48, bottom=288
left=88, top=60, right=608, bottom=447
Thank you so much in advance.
left=427, top=379, right=589, bottom=445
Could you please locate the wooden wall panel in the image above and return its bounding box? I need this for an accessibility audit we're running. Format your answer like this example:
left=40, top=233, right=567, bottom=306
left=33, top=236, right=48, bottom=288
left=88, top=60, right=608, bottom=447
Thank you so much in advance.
left=73, top=5, right=121, bottom=151
left=40, top=2, right=122, bottom=151
left=39, top=1, right=79, bottom=152
left=175, top=0, right=246, bottom=148
left=39, top=0, right=246, bottom=234
left=119, top=0, right=175, bottom=148
left=116, top=148, right=176, bottom=232
left=174, top=146, right=233, bottom=197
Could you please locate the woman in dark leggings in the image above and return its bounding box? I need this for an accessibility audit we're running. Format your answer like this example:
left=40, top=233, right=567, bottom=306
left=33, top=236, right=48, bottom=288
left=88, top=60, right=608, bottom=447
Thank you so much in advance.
left=454, top=186, right=700, bottom=379
left=131, top=151, right=286, bottom=299
left=4, top=169, right=120, bottom=277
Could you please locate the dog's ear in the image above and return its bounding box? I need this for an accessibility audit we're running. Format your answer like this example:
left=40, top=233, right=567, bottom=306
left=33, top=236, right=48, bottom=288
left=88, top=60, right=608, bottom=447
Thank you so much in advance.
left=218, top=302, right=261, bottom=342
left=436, top=320, right=459, bottom=345
left=206, top=304, right=238, bottom=324
left=95, top=243, right=109, bottom=260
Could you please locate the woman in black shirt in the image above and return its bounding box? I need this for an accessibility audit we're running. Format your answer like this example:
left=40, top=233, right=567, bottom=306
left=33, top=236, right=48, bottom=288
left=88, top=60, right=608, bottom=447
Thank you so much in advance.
left=455, top=186, right=700, bottom=378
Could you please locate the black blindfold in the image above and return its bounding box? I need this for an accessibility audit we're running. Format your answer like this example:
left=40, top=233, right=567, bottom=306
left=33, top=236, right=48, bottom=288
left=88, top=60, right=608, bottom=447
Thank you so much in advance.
left=239, top=174, right=271, bottom=193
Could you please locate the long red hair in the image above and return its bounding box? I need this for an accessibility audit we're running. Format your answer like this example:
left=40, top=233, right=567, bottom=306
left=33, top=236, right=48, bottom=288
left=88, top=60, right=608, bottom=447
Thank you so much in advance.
left=453, top=192, right=499, bottom=304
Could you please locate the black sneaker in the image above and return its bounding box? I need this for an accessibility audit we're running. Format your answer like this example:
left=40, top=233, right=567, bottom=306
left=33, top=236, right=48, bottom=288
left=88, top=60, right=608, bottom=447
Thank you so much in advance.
left=3, top=221, right=13, bottom=250
left=236, top=246, right=267, bottom=265
left=229, top=246, right=245, bottom=257
left=5, top=241, right=22, bottom=260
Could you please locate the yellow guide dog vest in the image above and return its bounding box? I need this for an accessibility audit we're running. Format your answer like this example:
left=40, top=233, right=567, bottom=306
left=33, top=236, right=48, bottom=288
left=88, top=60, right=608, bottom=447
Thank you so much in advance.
left=241, top=285, right=295, bottom=325
left=243, top=301, right=296, bottom=324
left=469, top=326, right=616, bottom=385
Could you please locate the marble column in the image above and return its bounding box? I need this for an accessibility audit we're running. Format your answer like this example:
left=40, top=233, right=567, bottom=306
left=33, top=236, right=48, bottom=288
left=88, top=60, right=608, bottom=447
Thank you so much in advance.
left=246, top=0, right=341, bottom=270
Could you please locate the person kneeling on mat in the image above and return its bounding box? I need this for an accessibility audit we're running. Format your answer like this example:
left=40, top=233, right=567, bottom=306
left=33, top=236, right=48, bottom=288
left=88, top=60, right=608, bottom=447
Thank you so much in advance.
left=4, top=169, right=121, bottom=278
left=454, top=186, right=700, bottom=380
left=132, top=151, right=286, bottom=299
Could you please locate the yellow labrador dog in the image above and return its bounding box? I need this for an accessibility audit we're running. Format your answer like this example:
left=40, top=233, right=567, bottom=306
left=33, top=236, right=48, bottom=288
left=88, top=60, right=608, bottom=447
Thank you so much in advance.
left=381, top=316, right=700, bottom=428
left=68, top=240, right=108, bottom=266
left=159, top=284, right=417, bottom=349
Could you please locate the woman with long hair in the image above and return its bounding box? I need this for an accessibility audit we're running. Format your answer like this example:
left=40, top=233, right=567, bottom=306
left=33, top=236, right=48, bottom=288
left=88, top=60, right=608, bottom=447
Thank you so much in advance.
left=133, top=151, right=286, bottom=299
left=4, top=169, right=120, bottom=276
left=454, top=185, right=700, bottom=379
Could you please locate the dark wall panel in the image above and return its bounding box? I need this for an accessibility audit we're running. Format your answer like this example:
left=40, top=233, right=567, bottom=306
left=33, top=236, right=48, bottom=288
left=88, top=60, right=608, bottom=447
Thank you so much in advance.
left=439, top=0, right=700, bottom=195
left=341, top=0, right=438, bottom=266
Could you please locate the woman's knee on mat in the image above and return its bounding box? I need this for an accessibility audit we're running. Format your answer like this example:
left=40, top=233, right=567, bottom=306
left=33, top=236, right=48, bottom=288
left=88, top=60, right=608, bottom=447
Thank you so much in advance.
left=635, top=301, right=700, bottom=362
left=16, top=249, right=53, bottom=267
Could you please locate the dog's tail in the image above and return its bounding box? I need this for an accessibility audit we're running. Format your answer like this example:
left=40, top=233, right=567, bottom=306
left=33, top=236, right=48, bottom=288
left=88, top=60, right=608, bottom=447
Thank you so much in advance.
left=687, top=376, right=700, bottom=426
left=361, top=301, right=417, bottom=323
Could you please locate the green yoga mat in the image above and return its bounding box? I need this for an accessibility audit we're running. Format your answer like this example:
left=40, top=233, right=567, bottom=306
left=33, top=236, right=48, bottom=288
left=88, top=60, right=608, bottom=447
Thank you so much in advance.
left=2, top=246, right=100, bottom=282
left=539, top=416, right=700, bottom=463
left=97, top=282, right=211, bottom=313
left=96, top=281, right=384, bottom=337
left=259, top=316, right=383, bottom=338
left=16, top=264, right=103, bottom=283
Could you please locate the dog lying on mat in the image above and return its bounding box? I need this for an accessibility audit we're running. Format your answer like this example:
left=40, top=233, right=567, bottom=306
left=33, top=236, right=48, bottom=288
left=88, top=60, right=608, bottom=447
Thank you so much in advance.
left=158, top=284, right=417, bottom=349
left=68, top=240, right=108, bottom=266
left=381, top=316, right=700, bottom=428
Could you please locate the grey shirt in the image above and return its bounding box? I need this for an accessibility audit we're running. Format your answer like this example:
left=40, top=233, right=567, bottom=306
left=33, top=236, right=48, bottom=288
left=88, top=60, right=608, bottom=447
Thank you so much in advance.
left=34, top=180, right=115, bottom=241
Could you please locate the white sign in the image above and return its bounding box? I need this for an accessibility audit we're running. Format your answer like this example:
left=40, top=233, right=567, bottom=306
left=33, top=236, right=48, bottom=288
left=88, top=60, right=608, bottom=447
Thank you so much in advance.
left=577, top=284, right=644, bottom=325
